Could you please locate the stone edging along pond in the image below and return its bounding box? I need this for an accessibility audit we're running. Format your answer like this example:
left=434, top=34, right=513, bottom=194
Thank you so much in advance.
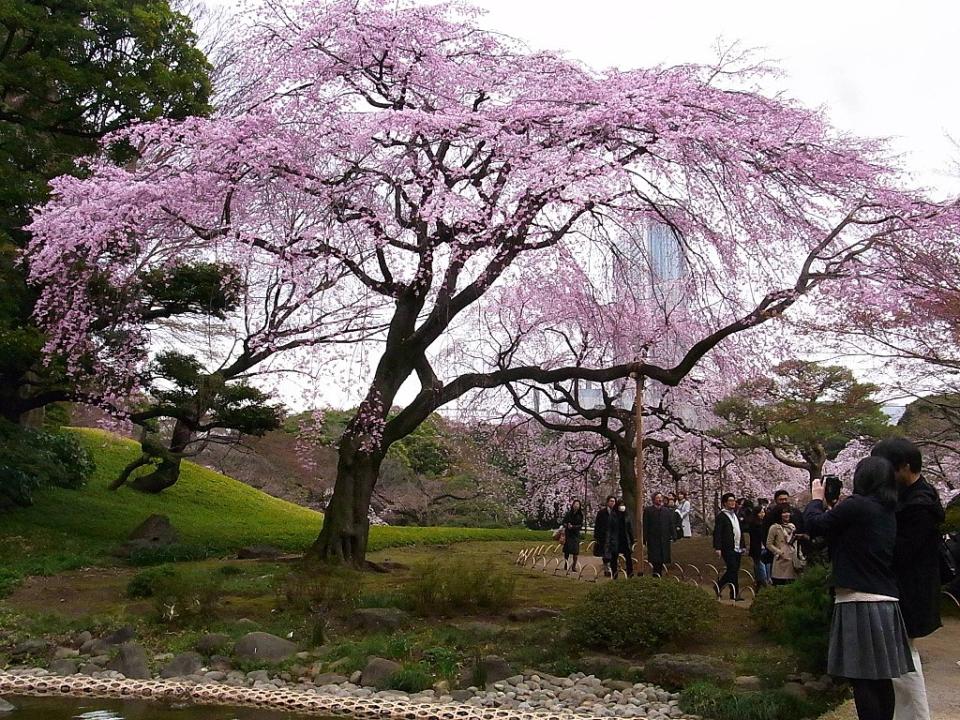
left=0, top=670, right=627, bottom=720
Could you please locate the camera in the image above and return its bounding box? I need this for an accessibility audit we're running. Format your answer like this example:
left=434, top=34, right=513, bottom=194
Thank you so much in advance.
left=823, top=474, right=842, bottom=504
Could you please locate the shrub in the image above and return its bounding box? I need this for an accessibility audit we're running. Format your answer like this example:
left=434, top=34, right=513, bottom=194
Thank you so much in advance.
left=150, top=569, right=225, bottom=626
left=401, top=559, right=516, bottom=616
left=0, top=420, right=93, bottom=508
left=422, top=646, right=459, bottom=680
left=566, top=577, right=718, bottom=655
left=750, top=563, right=833, bottom=672
left=279, top=566, right=361, bottom=643
left=127, top=544, right=218, bottom=566
left=126, top=565, right=177, bottom=598
left=679, top=682, right=833, bottom=720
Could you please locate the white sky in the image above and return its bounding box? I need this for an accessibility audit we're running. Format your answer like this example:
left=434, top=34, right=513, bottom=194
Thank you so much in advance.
left=205, top=0, right=960, bottom=410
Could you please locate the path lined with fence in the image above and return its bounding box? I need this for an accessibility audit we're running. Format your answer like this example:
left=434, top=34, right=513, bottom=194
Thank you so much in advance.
left=514, top=540, right=759, bottom=605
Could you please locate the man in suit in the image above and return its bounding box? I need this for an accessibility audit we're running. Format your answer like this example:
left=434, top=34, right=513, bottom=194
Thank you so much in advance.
left=644, top=492, right=674, bottom=576
left=714, top=492, right=746, bottom=600
left=593, top=495, right=618, bottom=577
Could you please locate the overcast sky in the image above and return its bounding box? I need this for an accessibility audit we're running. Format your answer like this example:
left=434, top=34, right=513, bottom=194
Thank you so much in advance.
left=204, top=0, right=960, bottom=409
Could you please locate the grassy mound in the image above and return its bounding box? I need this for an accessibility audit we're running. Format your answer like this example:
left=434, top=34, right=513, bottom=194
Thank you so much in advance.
left=0, top=428, right=544, bottom=594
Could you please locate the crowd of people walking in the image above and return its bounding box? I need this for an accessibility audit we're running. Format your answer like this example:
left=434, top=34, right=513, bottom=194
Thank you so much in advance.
left=551, top=436, right=948, bottom=720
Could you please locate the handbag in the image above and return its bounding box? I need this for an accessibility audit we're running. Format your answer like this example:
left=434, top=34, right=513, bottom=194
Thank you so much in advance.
left=760, top=548, right=774, bottom=565
left=791, top=543, right=807, bottom=572
left=940, top=532, right=959, bottom=584
left=552, top=527, right=565, bottom=542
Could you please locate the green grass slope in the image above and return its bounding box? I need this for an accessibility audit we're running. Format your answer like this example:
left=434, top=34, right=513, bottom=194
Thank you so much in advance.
left=0, top=429, right=544, bottom=594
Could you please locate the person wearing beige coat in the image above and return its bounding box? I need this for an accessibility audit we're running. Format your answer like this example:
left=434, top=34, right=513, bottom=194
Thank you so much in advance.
left=766, top=505, right=798, bottom=585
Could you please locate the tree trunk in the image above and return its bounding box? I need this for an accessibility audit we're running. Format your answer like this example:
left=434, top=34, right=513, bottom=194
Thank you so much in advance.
left=128, top=418, right=193, bottom=493
left=308, top=437, right=383, bottom=565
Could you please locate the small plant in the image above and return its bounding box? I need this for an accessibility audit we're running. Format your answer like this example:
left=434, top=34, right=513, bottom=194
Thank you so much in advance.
left=422, top=646, right=459, bottom=680
left=218, top=565, right=244, bottom=576
left=127, top=544, right=217, bottom=566
left=388, top=662, right=434, bottom=692
left=126, top=565, right=176, bottom=598
left=151, top=569, right=225, bottom=626
left=566, top=577, right=718, bottom=654
left=279, top=567, right=361, bottom=643
left=400, top=559, right=516, bottom=616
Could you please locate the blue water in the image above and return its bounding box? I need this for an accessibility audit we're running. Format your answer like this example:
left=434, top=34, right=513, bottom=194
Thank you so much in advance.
left=2, top=695, right=328, bottom=719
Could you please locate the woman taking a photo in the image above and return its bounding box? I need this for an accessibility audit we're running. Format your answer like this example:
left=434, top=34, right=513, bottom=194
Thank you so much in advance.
left=803, top=457, right=914, bottom=720
left=561, top=499, right=584, bottom=572
left=766, top=504, right=798, bottom=586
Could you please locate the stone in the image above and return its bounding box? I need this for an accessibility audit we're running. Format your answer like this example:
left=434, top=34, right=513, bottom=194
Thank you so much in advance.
left=0, top=698, right=14, bottom=713
left=160, top=651, right=204, bottom=678
left=237, top=545, right=284, bottom=559
left=507, top=607, right=563, bottom=622
left=734, top=675, right=763, bottom=691
left=54, top=646, right=80, bottom=659
left=349, top=608, right=411, bottom=632
left=104, top=625, right=136, bottom=645
left=642, top=654, right=734, bottom=690
left=314, top=672, right=348, bottom=685
left=79, top=663, right=101, bottom=676
left=350, top=670, right=362, bottom=685
left=197, top=633, right=232, bottom=655
left=209, top=655, right=232, bottom=671
left=129, top=514, right=178, bottom=544
left=73, top=631, right=93, bottom=648
left=359, top=657, right=403, bottom=688
left=49, top=659, right=79, bottom=676
left=233, top=632, right=298, bottom=662
left=579, top=654, right=632, bottom=675
left=80, top=639, right=113, bottom=656
left=605, top=680, right=634, bottom=691
left=235, top=618, right=259, bottom=629
left=10, top=639, right=49, bottom=659
left=106, top=643, right=150, bottom=679
left=432, top=680, right=451, bottom=694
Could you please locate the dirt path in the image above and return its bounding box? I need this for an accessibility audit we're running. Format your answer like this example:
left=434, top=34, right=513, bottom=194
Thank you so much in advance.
left=820, top=615, right=960, bottom=720
left=916, top=615, right=960, bottom=719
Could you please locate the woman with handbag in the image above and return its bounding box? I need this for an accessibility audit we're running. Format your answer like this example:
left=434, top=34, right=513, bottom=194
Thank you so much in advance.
left=561, top=500, right=584, bottom=572
left=748, top=506, right=771, bottom=587
left=766, top=505, right=799, bottom=585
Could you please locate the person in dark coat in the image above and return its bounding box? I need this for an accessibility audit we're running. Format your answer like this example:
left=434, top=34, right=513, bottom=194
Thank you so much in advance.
left=561, top=500, right=585, bottom=571
left=803, top=458, right=915, bottom=720
left=746, top=505, right=770, bottom=588
left=593, top=495, right=618, bottom=576
left=611, top=499, right=635, bottom=578
left=713, top=492, right=746, bottom=600
left=644, top=492, right=674, bottom=575
left=871, top=438, right=945, bottom=720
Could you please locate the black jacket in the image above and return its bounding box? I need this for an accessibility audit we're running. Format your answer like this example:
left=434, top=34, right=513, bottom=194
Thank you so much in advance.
left=643, top=505, right=674, bottom=564
left=713, top=510, right=746, bottom=554
left=562, top=508, right=584, bottom=556
left=593, top=508, right=613, bottom=557
left=894, top=477, right=945, bottom=638
left=803, top=496, right=898, bottom=598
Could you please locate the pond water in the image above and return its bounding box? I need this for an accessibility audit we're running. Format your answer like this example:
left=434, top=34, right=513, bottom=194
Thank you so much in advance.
left=2, top=696, right=332, bottom=720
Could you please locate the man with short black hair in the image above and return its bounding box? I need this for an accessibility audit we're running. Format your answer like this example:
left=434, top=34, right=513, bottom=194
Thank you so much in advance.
left=871, top=437, right=945, bottom=720
left=593, top=495, right=619, bottom=577
left=713, top=493, right=746, bottom=600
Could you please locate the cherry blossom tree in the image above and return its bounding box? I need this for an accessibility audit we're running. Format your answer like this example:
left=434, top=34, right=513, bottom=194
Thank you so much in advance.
left=28, top=0, right=954, bottom=563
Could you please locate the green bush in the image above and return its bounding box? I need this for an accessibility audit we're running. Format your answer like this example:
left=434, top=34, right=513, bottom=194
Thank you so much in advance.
left=679, top=682, right=833, bottom=720
left=566, top=577, right=718, bottom=655
left=0, top=420, right=93, bottom=508
left=750, top=564, right=833, bottom=672
left=388, top=662, right=434, bottom=692
left=401, top=559, right=516, bottom=616
left=280, top=566, right=361, bottom=643
left=126, top=565, right=177, bottom=598
left=151, top=569, right=225, bottom=626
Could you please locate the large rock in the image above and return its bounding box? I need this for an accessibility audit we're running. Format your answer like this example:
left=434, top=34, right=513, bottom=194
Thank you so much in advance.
left=233, top=632, right=297, bottom=662
left=507, top=607, right=562, bottom=622
left=360, top=656, right=402, bottom=688
left=80, top=639, right=113, bottom=656
left=314, top=672, right=348, bottom=686
left=106, top=643, right=150, bottom=679
left=10, top=639, right=48, bottom=659
left=197, top=633, right=232, bottom=655
left=0, top=698, right=14, bottom=713
left=160, top=652, right=204, bottom=678
left=50, top=659, right=79, bottom=676
left=115, top=514, right=177, bottom=556
left=458, top=654, right=512, bottom=688
left=237, top=545, right=284, bottom=560
left=579, top=653, right=633, bottom=675
left=643, top=653, right=734, bottom=690
left=350, top=608, right=411, bottom=632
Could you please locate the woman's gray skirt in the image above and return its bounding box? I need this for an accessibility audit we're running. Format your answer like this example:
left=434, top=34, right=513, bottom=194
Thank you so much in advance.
left=827, top=601, right=915, bottom=679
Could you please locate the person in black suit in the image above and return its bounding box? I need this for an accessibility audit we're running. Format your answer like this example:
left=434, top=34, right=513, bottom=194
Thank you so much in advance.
left=593, top=495, right=618, bottom=577
left=714, top=492, right=746, bottom=600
